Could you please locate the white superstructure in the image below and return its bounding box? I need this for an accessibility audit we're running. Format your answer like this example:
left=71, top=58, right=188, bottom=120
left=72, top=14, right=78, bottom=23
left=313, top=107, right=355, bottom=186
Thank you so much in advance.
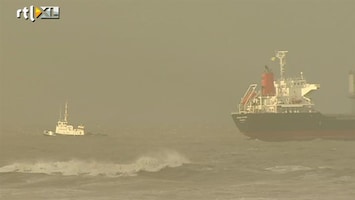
left=55, top=102, right=85, bottom=136
left=238, top=51, right=321, bottom=114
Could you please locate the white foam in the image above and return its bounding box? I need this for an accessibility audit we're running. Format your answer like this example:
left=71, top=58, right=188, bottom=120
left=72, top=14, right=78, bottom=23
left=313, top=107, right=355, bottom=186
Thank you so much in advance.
left=0, top=150, right=190, bottom=177
left=264, top=165, right=312, bottom=173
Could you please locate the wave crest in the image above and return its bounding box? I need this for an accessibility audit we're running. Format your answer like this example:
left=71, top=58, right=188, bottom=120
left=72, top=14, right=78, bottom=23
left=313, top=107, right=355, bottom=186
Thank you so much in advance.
left=0, top=151, right=190, bottom=177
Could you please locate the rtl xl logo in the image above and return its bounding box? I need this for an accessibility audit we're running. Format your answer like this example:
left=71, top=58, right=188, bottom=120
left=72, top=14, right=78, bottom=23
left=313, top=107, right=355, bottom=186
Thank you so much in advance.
left=16, top=6, right=60, bottom=22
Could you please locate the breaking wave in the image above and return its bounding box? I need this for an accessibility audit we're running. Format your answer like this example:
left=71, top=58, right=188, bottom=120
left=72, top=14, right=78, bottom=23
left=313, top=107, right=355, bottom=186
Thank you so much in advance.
left=0, top=151, right=190, bottom=177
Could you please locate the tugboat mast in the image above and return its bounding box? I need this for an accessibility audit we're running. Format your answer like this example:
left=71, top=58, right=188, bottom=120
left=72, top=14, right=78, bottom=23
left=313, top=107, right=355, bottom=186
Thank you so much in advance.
left=64, top=101, right=68, bottom=122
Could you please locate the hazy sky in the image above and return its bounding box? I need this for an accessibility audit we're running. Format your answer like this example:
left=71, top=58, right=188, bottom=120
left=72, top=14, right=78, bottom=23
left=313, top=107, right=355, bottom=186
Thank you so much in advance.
left=1, top=0, right=354, bottom=132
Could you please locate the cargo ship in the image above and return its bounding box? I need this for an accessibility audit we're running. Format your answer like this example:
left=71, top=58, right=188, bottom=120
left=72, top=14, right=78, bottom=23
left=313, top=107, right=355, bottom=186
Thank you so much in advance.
left=231, top=51, right=355, bottom=141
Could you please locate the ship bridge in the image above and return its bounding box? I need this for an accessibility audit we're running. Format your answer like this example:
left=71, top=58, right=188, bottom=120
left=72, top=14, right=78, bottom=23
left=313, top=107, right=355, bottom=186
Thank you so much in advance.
left=238, top=51, right=320, bottom=114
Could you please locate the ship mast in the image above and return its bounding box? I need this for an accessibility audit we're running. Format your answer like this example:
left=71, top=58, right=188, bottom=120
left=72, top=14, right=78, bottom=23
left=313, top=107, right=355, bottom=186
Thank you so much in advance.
left=64, top=101, right=68, bottom=122
left=275, top=50, right=288, bottom=80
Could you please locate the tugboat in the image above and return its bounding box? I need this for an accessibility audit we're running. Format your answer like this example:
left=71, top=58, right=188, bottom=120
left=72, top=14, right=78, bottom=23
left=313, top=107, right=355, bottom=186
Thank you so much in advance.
left=231, top=51, right=355, bottom=141
left=44, top=102, right=85, bottom=136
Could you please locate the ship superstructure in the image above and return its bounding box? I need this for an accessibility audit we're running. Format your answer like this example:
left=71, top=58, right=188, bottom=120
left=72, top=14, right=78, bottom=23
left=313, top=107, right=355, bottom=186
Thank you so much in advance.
left=239, top=51, right=320, bottom=114
left=231, top=51, right=355, bottom=141
left=55, top=102, right=85, bottom=136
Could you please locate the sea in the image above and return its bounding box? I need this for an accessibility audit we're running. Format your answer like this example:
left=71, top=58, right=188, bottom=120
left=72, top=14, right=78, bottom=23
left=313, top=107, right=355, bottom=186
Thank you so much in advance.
left=1, top=126, right=354, bottom=200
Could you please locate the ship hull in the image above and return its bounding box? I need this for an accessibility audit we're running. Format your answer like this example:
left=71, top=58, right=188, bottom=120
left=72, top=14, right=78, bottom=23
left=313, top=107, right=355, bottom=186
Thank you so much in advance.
left=54, top=133, right=85, bottom=136
left=231, top=112, right=355, bottom=141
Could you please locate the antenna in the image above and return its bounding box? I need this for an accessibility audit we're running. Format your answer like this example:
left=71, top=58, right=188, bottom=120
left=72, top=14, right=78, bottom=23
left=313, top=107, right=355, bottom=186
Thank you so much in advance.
left=275, top=50, right=288, bottom=80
